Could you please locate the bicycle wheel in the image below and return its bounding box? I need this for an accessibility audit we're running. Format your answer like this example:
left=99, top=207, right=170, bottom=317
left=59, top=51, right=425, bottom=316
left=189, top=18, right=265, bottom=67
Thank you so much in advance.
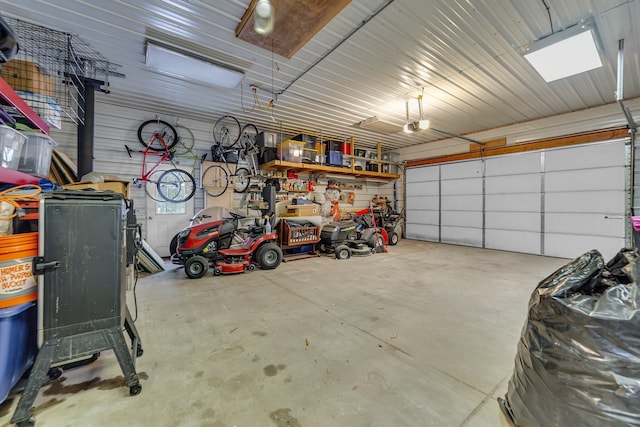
left=143, top=170, right=168, bottom=202
left=202, top=164, right=230, bottom=197
left=138, top=119, right=178, bottom=151
left=234, top=167, right=250, bottom=193
left=240, top=123, right=259, bottom=154
left=213, top=115, right=241, bottom=148
left=174, top=124, right=195, bottom=156
left=157, top=169, right=196, bottom=203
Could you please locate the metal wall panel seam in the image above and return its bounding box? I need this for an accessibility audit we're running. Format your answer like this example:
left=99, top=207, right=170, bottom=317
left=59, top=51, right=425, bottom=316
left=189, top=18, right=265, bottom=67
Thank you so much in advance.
left=540, top=151, right=546, bottom=255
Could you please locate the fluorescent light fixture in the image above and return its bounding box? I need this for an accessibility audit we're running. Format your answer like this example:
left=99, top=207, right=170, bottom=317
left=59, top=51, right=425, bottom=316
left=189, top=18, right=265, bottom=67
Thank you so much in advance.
left=417, top=119, right=430, bottom=130
left=524, top=19, right=603, bottom=82
left=145, top=42, right=244, bottom=90
left=403, top=123, right=414, bottom=133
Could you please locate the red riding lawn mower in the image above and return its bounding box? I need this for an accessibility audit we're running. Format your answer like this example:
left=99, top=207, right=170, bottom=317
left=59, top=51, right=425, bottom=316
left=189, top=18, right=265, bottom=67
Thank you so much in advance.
left=170, top=208, right=282, bottom=279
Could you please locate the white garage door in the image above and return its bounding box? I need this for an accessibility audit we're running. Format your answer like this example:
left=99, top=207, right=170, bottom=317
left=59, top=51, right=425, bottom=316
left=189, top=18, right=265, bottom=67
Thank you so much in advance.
left=543, top=142, right=627, bottom=258
left=406, top=140, right=628, bottom=259
left=406, top=165, right=440, bottom=241
left=485, top=152, right=542, bottom=254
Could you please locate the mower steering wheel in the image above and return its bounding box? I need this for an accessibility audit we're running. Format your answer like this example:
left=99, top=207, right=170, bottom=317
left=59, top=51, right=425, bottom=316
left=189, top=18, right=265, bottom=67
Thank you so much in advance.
left=227, top=212, right=245, bottom=221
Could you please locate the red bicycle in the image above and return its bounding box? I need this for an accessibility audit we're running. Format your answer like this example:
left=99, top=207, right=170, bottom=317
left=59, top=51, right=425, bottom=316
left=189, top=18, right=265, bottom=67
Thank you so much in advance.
left=125, top=119, right=196, bottom=203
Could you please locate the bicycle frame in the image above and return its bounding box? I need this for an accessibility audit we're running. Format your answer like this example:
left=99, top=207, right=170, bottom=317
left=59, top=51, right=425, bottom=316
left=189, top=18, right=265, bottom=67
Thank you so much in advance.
left=138, top=133, right=172, bottom=183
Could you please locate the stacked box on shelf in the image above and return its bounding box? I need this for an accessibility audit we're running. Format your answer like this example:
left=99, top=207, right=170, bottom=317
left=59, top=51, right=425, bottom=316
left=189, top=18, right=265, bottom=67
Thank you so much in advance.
left=382, top=151, right=400, bottom=174
left=19, top=132, right=57, bottom=178
left=276, top=140, right=304, bottom=163
left=324, top=140, right=341, bottom=153
left=0, top=125, right=27, bottom=170
left=328, top=151, right=342, bottom=166
left=257, top=131, right=278, bottom=148
left=291, top=133, right=317, bottom=148
left=1, top=59, right=54, bottom=98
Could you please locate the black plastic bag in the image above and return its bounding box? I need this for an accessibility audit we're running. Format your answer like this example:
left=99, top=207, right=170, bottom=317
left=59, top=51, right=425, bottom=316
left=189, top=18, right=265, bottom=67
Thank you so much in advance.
left=500, top=248, right=640, bottom=427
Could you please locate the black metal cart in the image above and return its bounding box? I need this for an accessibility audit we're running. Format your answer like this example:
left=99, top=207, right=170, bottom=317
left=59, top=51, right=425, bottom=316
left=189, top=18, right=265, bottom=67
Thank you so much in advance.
left=11, top=190, right=142, bottom=426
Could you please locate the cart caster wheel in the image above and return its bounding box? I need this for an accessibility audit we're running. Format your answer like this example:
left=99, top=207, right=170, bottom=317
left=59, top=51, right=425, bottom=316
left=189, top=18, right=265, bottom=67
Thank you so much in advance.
left=48, top=367, right=63, bottom=380
left=129, top=384, right=142, bottom=396
left=213, top=267, right=222, bottom=276
left=136, top=344, right=144, bottom=358
left=247, top=264, right=255, bottom=271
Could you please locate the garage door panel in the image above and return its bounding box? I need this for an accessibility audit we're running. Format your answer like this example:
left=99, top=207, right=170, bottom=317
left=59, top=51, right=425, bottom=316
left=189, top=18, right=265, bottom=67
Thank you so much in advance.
left=441, top=211, right=482, bottom=228
left=545, top=212, right=625, bottom=237
left=485, top=212, right=541, bottom=232
left=441, top=161, right=482, bottom=179
left=546, top=167, right=624, bottom=192
left=407, top=180, right=439, bottom=196
left=406, top=210, right=439, bottom=225
left=485, top=152, right=540, bottom=176
left=441, top=178, right=482, bottom=195
left=406, top=195, right=439, bottom=211
left=406, top=140, right=626, bottom=258
left=485, top=174, right=541, bottom=194
left=486, top=193, right=540, bottom=212
left=545, top=142, right=626, bottom=171
left=406, top=224, right=439, bottom=241
left=486, top=230, right=540, bottom=254
left=545, top=234, right=623, bottom=260
left=406, top=165, right=439, bottom=183
left=441, top=195, right=483, bottom=211
left=545, top=191, right=625, bottom=213
left=441, top=226, right=482, bottom=246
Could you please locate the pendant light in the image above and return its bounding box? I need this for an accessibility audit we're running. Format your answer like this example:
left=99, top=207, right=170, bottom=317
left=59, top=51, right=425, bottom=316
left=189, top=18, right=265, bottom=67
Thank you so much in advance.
left=254, top=0, right=275, bottom=36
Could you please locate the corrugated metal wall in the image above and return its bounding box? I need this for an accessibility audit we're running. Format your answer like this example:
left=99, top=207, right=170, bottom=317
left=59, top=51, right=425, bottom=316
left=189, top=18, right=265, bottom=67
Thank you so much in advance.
left=48, top=95, right=396, bottom=243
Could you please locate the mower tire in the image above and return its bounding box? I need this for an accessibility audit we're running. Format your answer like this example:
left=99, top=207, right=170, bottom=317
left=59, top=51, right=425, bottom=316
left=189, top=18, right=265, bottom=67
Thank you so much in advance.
left=335, top=244, right=352, bottom=260
left=256, top=243, right=283, bottom=270
left=388, top=231, right=399, bottom=246
left=184, top=255, right=209, bottom=279
left=169, top=233, right=179, bottom=256
left=367, top=233, right=385, bottom=248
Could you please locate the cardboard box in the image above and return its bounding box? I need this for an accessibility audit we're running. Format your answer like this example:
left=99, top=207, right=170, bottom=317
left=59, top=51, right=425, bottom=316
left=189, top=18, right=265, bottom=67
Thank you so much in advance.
left=286, top=204, right=319, bottom=216
left=1, top=59, right=54, bottom=98
left=63, top=180, right=131, bottom=198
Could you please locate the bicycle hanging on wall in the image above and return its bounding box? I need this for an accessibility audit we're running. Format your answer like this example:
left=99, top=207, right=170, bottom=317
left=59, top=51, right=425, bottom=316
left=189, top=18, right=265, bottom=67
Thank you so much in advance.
left=125, top=118, right=197, bottom=203
left=202, top=115, right=260, bottom=197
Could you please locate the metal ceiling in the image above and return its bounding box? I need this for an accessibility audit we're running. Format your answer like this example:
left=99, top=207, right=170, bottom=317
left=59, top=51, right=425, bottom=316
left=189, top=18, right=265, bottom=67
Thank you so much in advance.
left=0, top=0, right=638, bottom=152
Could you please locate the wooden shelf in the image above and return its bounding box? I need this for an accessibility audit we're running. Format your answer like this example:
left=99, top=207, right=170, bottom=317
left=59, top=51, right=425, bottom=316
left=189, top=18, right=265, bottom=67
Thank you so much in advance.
left=260, top=160, right=400, bottom=180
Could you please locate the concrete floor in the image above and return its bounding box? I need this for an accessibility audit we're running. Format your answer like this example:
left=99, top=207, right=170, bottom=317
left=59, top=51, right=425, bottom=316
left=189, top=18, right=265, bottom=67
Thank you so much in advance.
left=0, top=240, right=569, bottom=427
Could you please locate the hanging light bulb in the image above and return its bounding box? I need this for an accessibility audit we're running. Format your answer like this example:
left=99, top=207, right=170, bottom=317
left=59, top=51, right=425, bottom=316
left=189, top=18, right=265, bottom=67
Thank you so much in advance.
left=254, top=0, right=275, bottom=36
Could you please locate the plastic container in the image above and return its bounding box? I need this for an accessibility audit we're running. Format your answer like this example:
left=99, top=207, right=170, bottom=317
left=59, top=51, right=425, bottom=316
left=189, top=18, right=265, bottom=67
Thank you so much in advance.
left=0, top=232, right=39, bottom=308
left=276, top=140, right=304, bottom=163
left=0, top=125, right=27, bottom=170
left=18, top=132, right=57, bottom=178
left=328, top=150, right=342, bottom=166
left=0, top=301, right=38, bottom=404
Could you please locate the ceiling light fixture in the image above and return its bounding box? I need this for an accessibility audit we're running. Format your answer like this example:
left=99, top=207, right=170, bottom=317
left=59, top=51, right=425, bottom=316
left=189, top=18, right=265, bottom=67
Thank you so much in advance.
left=254, top=0, right=275, bottom=36
left=145, top=41, right=244, bottom=90
left=523, top=18, right=603, bottom=82
left=403, top=93, right=430, bottom=133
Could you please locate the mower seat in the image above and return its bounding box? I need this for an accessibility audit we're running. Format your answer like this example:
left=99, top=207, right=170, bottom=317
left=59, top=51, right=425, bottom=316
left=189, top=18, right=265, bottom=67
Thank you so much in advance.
left=218, top=235, right=256, bottom=257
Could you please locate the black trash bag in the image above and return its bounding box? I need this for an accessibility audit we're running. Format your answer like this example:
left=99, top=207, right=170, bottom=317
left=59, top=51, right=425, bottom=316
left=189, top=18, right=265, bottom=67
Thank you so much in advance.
left=500, top=248, right=640, bottom=427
